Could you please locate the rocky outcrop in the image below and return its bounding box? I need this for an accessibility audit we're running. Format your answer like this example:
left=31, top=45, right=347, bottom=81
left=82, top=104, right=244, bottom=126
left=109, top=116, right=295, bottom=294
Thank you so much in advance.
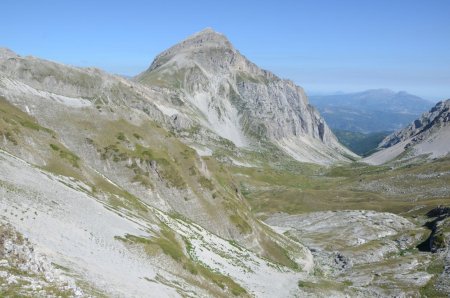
left=417, top=206, right=450, bottom=295
left=0, top=223, right=82, bottom=296
left=417, top=206, right=450, bottom=253
left=364, top=99, right=450, bottom=164
left=379, top=99, right=450, bottom=149
left=136, top=28, right=356, bottom=163
left=265, top=210, right=433, bottom=296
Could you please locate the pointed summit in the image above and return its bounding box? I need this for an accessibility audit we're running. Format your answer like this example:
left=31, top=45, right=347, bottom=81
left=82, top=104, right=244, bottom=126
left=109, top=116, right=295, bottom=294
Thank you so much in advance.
left=146, top=28, right=235, bottom=72
left=0, top=47, right=18, bottom=59
left=187, top=27, right=230, bottom=44
left=181, top=27, right=233, bottom=50
left=136, top=29, right=357, bottom=163
left=196, top=27, right=217, bottom=34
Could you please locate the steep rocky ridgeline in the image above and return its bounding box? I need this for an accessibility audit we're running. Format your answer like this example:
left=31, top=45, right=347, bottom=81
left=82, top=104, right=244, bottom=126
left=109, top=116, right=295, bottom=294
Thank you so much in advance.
left=0, top=44, right=316, bottom=296
left=365, top=99, right=450, bottom=165
left=0, top=29, right=448, bottom=297
left=379, top=99, right=450, bottom=149
left=136, top=28, right=356, bottom=164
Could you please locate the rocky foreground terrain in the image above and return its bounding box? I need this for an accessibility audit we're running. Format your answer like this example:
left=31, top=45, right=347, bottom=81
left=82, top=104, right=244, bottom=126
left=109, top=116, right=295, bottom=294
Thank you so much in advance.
left=0, top=29, right=449, bottom=297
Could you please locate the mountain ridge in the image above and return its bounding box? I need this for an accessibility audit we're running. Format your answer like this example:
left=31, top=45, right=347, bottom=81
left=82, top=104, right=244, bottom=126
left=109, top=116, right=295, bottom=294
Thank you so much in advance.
left=364, top=99, right=450, bottom=164
left=136, top=28, right=356, bottom=164
left=0, top=43, right=316, bottom=296
left=309, top=89, right=433, bottom=133
left=0, top=30, right=449, bottom=297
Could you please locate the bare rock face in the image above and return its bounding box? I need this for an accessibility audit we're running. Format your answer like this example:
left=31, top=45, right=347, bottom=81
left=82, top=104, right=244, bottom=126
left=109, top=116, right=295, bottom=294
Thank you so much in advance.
left=136, top=29, right=356, bottom=163
left=379, top=99, right=450, bottom=149
left=364, top=99, right=450, bottom=164
left=0, top=48, right=18, bottom=59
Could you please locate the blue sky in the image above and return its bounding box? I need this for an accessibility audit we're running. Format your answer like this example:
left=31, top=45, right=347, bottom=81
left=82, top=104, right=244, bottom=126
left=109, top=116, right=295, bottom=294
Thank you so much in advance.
left=1, top=0, right=449, bottom=100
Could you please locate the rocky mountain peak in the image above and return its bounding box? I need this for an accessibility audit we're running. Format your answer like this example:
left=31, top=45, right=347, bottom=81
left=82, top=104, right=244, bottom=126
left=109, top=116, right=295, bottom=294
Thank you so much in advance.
left=176, top=27, right=233, bottom=52
left=136, top=30, right=356, bottom=163
left=0, top=47, right=18, bottom=59
left=148, top=28, right=235, bottom=72
left=188, top=27, right=231, bottom=45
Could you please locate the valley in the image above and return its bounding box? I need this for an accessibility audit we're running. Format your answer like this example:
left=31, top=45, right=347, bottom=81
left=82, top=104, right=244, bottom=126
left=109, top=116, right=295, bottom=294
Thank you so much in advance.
left=309, top=90, right=435, bottom=156
left=0, top=29, right=449, bottom=297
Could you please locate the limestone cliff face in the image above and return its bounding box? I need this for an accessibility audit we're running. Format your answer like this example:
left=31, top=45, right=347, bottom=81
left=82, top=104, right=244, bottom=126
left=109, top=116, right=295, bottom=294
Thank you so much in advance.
left=136, top=28, right=356, bottom=163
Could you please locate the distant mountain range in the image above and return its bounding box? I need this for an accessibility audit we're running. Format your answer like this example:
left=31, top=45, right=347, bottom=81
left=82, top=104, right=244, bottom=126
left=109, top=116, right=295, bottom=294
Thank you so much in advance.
left=309, top=89, right=435, bottom=155
left=309, top=89, right=434, bottom=133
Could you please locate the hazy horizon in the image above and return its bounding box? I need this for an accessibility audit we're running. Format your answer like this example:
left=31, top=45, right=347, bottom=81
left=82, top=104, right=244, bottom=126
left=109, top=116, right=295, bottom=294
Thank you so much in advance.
left=3, top=43, right=444, bottom=102
left=2, top=0, right=449, bottom=101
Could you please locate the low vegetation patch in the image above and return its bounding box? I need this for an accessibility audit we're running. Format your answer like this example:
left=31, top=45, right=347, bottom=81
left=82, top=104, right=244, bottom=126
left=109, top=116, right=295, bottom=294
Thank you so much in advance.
left=49, top=143, right=80, bottom=168
left=229, top=214, right=252, bottom=234
left=0, top=96, right=55, bottom=148
left=98, top=138, right=186, bottom=189
left=118, top=225, right=247, bottom=296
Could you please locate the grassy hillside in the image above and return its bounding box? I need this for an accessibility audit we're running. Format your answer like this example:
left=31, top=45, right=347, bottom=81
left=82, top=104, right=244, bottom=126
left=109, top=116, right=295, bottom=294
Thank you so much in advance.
left=232, top=155, right=450, bottom=217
